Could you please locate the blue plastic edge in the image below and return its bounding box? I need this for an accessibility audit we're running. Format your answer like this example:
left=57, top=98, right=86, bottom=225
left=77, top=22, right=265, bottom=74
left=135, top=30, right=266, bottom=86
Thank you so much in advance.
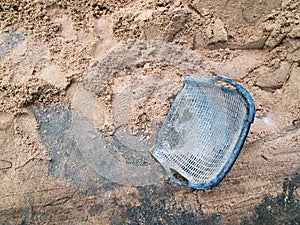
left=152, top=76, right=256, bottom=190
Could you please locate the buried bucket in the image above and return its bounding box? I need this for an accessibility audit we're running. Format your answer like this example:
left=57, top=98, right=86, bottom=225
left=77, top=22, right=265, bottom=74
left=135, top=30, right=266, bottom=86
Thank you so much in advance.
left=151, top=76, right=255, bottom=190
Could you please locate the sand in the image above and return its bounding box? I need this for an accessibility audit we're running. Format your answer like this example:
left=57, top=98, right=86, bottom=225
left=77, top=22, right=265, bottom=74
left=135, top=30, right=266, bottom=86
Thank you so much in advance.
left=0, top=0, right=300, bottom=224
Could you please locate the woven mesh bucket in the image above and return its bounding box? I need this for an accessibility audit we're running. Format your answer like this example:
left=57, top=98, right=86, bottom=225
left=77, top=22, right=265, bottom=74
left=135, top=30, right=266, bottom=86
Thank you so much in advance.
left=151, top=76, right=255, bottom=190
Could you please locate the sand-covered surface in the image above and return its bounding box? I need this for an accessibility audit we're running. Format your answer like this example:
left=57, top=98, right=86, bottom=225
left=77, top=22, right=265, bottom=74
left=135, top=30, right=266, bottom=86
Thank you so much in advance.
left=0, top=0, right=300, bottom=224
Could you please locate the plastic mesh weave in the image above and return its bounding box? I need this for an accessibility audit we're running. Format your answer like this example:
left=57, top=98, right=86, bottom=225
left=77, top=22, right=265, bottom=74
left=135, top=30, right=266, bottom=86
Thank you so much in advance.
left=151, top=76, right=255, bottom=190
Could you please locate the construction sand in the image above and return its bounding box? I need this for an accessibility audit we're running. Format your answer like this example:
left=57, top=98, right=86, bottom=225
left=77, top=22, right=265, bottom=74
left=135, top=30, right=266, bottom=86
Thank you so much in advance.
left=0, top=0, right=299, bottom=224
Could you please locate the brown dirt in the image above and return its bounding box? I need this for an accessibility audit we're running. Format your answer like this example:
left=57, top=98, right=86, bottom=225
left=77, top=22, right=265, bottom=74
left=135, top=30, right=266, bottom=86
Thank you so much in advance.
left=0, top=0, right=300, bottom=224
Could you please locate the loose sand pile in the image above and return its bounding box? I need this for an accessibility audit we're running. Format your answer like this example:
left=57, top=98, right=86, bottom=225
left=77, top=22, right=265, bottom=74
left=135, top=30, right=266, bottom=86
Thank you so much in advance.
left=0, top=0, right=299, bottom=224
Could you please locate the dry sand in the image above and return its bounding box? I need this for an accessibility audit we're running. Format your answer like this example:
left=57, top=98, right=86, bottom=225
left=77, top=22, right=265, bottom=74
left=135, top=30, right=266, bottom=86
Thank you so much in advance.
left=0, top=0, right=300, bottom=224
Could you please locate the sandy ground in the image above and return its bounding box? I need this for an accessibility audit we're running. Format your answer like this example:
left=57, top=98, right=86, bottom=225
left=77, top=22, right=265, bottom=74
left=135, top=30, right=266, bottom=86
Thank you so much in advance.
left=0, top=0, right=300, bottom=224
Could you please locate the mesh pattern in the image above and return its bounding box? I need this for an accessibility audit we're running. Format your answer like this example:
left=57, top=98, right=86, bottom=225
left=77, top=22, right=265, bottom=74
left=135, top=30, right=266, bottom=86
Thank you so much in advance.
left=151, top=76, right=255, bottom=189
